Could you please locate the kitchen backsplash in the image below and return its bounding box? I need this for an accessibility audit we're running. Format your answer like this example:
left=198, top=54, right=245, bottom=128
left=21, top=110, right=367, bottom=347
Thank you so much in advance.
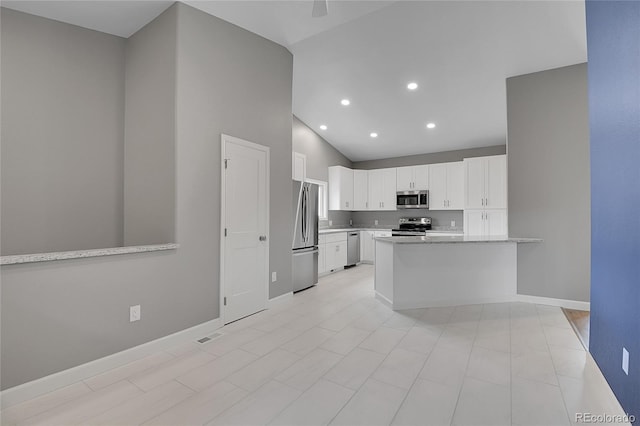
left=319, top=210, right=352, bottom=229
left=320, top=210, right=464, bottom=231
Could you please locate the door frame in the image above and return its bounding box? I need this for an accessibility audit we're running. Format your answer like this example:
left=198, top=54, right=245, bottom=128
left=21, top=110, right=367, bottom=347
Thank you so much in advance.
left=220, top=134, right=270, bottom=325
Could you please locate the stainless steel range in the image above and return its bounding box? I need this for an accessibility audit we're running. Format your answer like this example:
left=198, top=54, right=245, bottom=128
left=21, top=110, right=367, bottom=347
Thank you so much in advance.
left=392, top=217, right=432, bottom=236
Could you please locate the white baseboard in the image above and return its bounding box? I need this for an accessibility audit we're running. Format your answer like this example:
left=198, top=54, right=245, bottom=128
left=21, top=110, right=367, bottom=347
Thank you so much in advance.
left=377, top=292, right=589, bottom=312
left=0, top=318, right=222, bottom=410
left=374, top=291, right=393, bottom=307
left=514, top=294, right=590, bottom=311
left=392, top=295, right=516, bottom=310
left=268, top=291, right=293, bottom=308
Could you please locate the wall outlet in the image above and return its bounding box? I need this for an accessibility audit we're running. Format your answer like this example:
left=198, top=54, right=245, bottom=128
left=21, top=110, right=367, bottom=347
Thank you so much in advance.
left=130, top=305, right=141, bottom=322
left=374, top=220, right=379, bottom=226
left=451, top=220, right=456, bottom=227
left=622, top=347, right=629, bottom=375
left=329, top=220, right=333, bottom=226
left=272, top=271, right=277, bottom=282
left=349, top=219, right=353, bottom=226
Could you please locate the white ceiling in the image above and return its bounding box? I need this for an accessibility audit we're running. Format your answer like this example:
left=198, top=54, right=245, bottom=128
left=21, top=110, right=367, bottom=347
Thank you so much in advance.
left=289, top=1, right=587, bottom=161
left=1, top=1, right=173, bottom=38
left=1, top=1, right=587, bottom=161
left=185, top=1, right=397, bottom=47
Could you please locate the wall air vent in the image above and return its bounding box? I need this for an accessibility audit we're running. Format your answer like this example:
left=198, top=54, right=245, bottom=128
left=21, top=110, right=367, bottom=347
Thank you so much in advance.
left=197, top=332, right=223, bottom=344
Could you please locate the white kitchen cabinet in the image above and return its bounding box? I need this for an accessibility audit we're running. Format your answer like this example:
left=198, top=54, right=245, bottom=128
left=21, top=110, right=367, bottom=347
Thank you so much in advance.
left=360, top=230, right=375, bottom=263
left=360, top=230, right=391, bottom=264
left=324, top=232, right=348, bottom=271
left=396, top=165, right=429, bottom=191
left=464, top=155, right=507, bottom=209
left=328, top=166, right=354, bottom=210
left=292, top=152, right=306, bottom=182
left=318, top=243, right=326, bottom=274
left=464, top=209, right=508, bottom=236
left=428, top=162, right=464, bottom=210
left=368, top=168, right=397, bottom=211
left=353, top=170, right=369, bottom=210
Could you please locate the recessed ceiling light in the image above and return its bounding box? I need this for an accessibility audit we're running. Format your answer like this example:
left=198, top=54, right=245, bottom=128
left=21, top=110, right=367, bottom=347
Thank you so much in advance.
left=320, top=124, right=327, bottom=130
left=407, top=82, right=418, bottom=90
left=370, top=132, right=378, bottom=138
left=341, top=99, right=351, bottom=106
left=426, top=122, right=436, bottom=129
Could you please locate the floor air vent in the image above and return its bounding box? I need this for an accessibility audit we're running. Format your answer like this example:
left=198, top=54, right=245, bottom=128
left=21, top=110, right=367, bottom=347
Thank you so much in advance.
left=197, top=332, right=223, bottom=344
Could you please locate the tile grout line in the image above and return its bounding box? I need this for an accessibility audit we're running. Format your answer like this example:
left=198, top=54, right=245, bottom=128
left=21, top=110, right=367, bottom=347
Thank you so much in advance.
left=387, top=322, right=446, bottom=425
left=447, top=304, right=483, bottom=425
left=539, top=305, right=577, bottom=425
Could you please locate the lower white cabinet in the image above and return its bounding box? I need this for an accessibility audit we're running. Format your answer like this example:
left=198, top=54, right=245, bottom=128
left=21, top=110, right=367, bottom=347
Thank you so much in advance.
left=464, top=209, right=508, bottom=236
left=318, top=242, right=326, bottom=274
left=361, top=230, right=375, bottom=263
left=326, top=240, right=347, bottom=272
left=319, top=232, right=348, bottom=274
left=360, top=230, right=391, bottom=264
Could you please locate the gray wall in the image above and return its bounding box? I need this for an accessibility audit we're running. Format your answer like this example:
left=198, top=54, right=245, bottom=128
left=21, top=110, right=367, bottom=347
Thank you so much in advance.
left=123, top=9, right=176, bottom=246
left=352, top=145, right=506, bottom=170
left=0, top=3, right=293, bottom=390
left=507, top=63, right=590, bottom=302
left=1, top=8, right=126, bottom=255
left=293, top=116, right=353, bottom=228
left=176, top=4, right=293, bottom=300
left=293, top=116, right=352, bottom=181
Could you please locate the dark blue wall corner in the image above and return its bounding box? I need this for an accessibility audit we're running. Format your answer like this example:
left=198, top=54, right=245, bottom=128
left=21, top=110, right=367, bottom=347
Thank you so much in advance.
left=587, top=0, right=640, bottom=420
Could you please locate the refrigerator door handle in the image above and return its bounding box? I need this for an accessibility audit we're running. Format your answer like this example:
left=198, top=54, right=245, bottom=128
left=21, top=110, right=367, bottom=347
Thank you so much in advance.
left=301, top=186, right=306, bottom=242
left=292, top=247, right=319, bottom=256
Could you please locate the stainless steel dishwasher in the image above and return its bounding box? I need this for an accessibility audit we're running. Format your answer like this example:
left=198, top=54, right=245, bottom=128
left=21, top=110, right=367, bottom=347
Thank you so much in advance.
left=347, top=231, right=360, bottom=266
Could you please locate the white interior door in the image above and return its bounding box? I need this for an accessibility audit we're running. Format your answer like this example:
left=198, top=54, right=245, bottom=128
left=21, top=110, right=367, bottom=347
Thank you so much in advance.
left=222, top=135, right=269, bottom=324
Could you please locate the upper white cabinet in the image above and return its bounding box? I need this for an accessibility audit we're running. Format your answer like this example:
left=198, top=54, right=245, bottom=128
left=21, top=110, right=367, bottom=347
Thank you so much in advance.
left=292, top=152, right=306, bottom=182
left=464, top=155, right=507, bottom=209
left=429, top=162, right=464, bottom=210
left=353, top=170, right=369, bottom=210
left=328, top=166, right=354, bottom=210
left=396, top=165, right=429, bottom=191
left=368, top=168, right=397, bottom=210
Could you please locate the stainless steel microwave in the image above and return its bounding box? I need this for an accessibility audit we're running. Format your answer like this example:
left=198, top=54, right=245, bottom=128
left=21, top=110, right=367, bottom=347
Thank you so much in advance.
left=396, top=190, right=429, bottom=209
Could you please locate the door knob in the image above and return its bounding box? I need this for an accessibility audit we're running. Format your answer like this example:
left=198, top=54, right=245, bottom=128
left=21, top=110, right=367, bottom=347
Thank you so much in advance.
left=259, top=235, right=267, bottom=241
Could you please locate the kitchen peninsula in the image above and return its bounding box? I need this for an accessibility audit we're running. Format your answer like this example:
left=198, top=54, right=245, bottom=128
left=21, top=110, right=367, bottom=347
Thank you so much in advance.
left=375, top=235, right=541, bottom=309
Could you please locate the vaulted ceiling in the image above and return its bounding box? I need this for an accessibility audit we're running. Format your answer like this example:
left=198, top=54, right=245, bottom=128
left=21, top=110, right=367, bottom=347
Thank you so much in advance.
left=2, top=1, right=587, bottom=161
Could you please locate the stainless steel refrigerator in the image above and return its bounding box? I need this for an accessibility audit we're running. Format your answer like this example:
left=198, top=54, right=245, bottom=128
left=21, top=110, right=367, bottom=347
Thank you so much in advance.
left=292, top=181, right=319, bottom=292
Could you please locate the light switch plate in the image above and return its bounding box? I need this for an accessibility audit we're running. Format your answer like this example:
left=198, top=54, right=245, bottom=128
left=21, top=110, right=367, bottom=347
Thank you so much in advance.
left=623, top=347, right=629, bottom=375
left=272, top=272, right=277, bottom=282
left=451, top=220, right=456, bottom=227
left=374, top=220, right=379, bottom=225
left=130, top=305, right=141, bottom=322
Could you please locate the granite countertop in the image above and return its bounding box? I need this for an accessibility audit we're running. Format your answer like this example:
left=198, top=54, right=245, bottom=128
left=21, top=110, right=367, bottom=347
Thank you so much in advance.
left=319, top=228, right=463, bottom=235
left=319, top=228, right=390, bottom=234
left=376, top=235, right=542, bottom=244
left=0, top=243, right=179, bottom=265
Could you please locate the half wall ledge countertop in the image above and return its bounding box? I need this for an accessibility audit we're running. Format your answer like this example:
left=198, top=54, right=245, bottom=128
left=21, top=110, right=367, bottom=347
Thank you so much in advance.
left=376, top=235, right=542, bottom=244
left=0, top=243, right=179, bottom=265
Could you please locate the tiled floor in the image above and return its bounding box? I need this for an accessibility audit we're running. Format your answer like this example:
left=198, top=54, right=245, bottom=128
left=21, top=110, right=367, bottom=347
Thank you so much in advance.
left=1, top=265, right=630, bottom=426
